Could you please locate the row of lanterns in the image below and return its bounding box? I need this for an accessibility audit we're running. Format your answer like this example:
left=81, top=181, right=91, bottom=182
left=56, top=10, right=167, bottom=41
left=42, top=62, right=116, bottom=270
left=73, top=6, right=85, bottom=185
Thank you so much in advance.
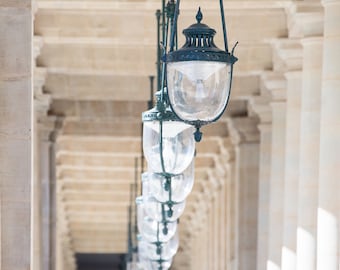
left=127, top=0, right=237, bottom=269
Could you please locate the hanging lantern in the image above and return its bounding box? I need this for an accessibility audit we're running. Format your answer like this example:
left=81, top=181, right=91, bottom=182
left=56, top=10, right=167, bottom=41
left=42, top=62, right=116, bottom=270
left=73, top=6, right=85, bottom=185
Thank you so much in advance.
left=142, top=92, right=195, bottom=174
left=166, top=4, right=237, bottom=142
left=142, top=160, right=194, bottom=203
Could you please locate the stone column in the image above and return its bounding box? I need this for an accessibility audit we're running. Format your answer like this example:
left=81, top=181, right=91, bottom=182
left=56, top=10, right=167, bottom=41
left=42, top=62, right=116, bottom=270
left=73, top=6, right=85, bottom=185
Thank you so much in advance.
left=0, top=2, right=32, bottom=269
left=219, top=168, right=227, bottom=270
left=269, top=37, right=303, bottom=270
left=263, top=73, right=287, bottom=270
left=208, top=169, right=223, bottom=270
left=202, top=219, right=209, bottom=270
left=281, top=71, right=302, bottom=270
left=282, top=5, right=324, bottom=270
left=37, top=117, right=58, bottom=270
left=317, top=1, right=340, bottom=270
left=296, top=37, right=322, bottom=270
left=208, top=200, right=214, bottom=270
left=213, top=139, right=231, bottom=270
left=49, top=118, right=63, bottom=270
left=213, top=195, right=219, bottom=270
left=40, top=123, right=51, bottom=270
left=227, top=117, right=260, bottom=270
left=249, top=93, right=272, bottom=270
left=225, top=145, right=236, bottom=270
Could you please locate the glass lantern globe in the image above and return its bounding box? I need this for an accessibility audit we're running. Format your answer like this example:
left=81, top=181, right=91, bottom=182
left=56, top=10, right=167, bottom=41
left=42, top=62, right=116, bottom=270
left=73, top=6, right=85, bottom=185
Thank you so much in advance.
left=138, top=232, right=179, bottom=261
left=159, top=231, right=179, bottom=258
left=143, top=194, right=186, bottom=222
left=138, top=233, right=178, bottom=261
left=137, top=257, right=152, bottom=270
left=166, top=8, right=237, bottom=134
left=136, top=196, right=145, bottom=233
left=139, top=216, right=177, bottom=243
left=136, top=196, right=177, bottom=242
left=150, top=259, right=172, bottom=270
left=167, top=61, right=232, bottom=122
left=143, top=116, right=195, bottom=174
left=142, top=160, right=194, bottom=203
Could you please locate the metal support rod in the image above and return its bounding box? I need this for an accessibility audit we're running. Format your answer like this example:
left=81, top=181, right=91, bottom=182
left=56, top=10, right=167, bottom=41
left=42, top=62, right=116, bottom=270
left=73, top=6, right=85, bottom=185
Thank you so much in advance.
left=160, top=16, right=170, bottom=103
left=127, top=184, right=134, bottom=260
left=162, top=0, right=166, bottom=45
left=134, top=157, right=138, bottom=197
left=140, top=123, right=144, bottom=185
left=159, top=120, right=167, bottom=174
left=175, top=22, right=178, bottom=51
left=134, top=157, right=138, bottom=250
left=169, top=0, right=180, bottom=52
left=156, top=10, right=161, bottom=91
left=148, top=75, right=155, bottom=109
left=219, top=0, right=229, bottom=53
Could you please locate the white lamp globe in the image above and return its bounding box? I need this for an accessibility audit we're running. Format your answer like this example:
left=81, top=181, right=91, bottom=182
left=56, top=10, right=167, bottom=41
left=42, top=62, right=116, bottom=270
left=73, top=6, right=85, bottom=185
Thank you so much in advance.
left=136, top=196, right=177, bottom=242
left=143, top=194, right=186, bottom=223
left=138, top=232, right=178, bottom=261
left=138, top=231, right=179, bottom=260
left=140, top=216, right=177, bottom=243
left=142, top=160, right=194, bottom=203
left=167, top=61, right=232, bottom=122
left=150, top=259, right=172, bottom=270
left=143, top=117, right=195, bottom=174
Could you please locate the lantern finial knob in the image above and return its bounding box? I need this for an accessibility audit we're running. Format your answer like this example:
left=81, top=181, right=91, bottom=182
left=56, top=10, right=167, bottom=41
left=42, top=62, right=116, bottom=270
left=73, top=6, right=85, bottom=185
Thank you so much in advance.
left=196, top=7, right=203, bottom=23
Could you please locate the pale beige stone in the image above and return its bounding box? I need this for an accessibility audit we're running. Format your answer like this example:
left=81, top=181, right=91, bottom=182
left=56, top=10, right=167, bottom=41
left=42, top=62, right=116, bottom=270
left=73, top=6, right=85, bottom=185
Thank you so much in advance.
left=296, top=37, right=323, bottom=270
left=227, top=117, right=260, bottom=270
left=317, top=1, right=340, bottom=270
left=266, top=77, right=286, bottom=270
left=281, top=71, right=302, bottom=270
left=0, top=2, right=32, bottom=269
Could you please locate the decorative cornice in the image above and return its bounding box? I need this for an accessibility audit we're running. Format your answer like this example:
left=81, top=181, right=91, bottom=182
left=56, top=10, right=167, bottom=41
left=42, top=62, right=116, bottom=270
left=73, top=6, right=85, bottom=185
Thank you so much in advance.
left=227, top=117, right=260, bottom=145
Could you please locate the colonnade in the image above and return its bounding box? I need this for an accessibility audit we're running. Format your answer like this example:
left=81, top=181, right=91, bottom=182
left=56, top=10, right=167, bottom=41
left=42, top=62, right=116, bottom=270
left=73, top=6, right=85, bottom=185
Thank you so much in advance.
left=186, top=1, right=340, bottom=270
left=1, top=1, right=340, bottom=270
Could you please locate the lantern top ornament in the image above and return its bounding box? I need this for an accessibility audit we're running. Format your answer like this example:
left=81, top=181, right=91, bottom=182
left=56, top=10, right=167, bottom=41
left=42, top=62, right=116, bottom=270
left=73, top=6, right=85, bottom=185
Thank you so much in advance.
left=166, top=8, right=237, bottom=64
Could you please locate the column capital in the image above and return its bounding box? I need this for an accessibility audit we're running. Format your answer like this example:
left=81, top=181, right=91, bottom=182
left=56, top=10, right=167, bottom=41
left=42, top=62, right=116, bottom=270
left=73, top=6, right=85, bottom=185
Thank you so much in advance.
left=248, top=95, right=272, bottom=125
left=286, top=2, right=324, bottom=38
left=33, top=0, right=39, bottom=19
left=285, top=70, right=303, bottom=80
left=50, top=117, right=65, bottom=143
left=301, top=36, right=324, bottom=47
left=37, top=115, right=57, bottom=141
left=227, top=116, right=260, bottom=145
left=322, top=0, right=340, bottom=6
left=34, top=67, right=51, bottom=118
left=270, top=38, right=303, bottom=72
left=34, top=67, right=47, bottom=95
left=34, top=36, right=44, bottom=61
left=207, top=169, right=223, bottom=192
left=261, top=72, right=287, bottom=103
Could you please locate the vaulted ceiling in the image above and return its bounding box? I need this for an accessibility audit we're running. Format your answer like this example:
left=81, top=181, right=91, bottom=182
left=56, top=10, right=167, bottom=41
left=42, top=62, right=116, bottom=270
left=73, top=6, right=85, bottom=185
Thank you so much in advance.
left=34, top=0, right=289, bottom=268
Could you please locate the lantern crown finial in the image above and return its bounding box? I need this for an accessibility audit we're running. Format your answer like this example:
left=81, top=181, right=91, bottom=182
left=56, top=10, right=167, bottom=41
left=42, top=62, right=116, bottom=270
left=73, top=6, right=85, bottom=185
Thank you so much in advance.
left=196, top=7, right=203, bottom=23
left=166, top=6, right=237, bottom=64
